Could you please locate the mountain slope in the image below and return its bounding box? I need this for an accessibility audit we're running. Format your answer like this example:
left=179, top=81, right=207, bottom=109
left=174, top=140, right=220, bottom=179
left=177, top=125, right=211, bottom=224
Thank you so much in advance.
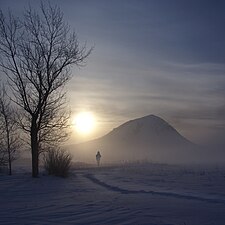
left=71, top=115, right=198, bottom=163
left=102, top=115, right=192, bottom=147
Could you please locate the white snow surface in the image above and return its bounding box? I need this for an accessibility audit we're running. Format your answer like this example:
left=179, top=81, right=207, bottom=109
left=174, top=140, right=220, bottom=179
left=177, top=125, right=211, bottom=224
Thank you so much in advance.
left=1, top=162, right=225, bottom=225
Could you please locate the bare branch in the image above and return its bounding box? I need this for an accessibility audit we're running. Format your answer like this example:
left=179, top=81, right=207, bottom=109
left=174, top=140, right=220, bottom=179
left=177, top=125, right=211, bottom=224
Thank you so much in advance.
left=0, top=2, right=92, bottom=177
left=0, top=83, right=21, bottom=174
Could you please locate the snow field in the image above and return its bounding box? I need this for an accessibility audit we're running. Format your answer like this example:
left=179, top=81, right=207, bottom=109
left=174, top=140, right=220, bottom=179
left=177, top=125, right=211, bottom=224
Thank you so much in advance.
left=1, top=163, right=225, bottom=225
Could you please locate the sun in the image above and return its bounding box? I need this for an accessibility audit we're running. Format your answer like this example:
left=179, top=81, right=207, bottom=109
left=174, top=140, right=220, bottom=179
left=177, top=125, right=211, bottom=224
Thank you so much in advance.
left=73, top=112, right=95, bottom=134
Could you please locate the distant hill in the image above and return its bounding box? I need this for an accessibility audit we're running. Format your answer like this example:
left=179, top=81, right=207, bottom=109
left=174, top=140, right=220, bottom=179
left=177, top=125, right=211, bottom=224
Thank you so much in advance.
left=69, top=115, right=200, bottom=164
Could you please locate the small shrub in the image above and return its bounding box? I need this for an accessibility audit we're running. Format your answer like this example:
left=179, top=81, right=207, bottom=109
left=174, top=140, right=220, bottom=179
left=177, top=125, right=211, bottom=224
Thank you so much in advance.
left=44, top=148, right=72, bottom=178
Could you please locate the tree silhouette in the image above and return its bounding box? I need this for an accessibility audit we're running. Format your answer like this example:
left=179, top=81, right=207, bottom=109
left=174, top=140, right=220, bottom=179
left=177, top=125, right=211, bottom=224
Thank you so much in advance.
left=0, top=85, right=20, bottom=175
left=0, top=2, right=91, bottom=177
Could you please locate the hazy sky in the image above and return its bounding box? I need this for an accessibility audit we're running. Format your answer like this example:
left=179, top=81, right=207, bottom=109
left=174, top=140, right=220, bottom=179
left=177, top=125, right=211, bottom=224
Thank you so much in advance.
left=1, top=0, right=225, bottom=144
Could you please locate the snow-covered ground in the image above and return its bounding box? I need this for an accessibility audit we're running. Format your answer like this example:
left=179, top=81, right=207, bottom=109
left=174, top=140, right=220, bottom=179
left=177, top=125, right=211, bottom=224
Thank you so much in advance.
left=1, top=162, right=225, bottom=225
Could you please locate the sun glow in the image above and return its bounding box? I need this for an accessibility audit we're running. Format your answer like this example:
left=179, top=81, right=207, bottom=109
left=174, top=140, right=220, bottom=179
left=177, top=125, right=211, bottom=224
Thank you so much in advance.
left=73, top=112, right=95, bottom=134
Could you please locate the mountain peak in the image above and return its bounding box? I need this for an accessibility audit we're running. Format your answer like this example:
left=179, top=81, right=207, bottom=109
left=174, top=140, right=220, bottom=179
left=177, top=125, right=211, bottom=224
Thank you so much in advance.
left=107, top=114, right=172, bottom=136
left=73, top=114, right=197, bottom=163
left=129, top=114, right=169, bottom=126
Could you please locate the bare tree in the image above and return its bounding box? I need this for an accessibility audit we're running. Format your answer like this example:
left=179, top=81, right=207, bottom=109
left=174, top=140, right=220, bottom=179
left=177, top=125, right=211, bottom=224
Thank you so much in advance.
left=0, top=118, right=7, bottom=168
left=0, top=3, right=91, bottom=177
left=0, top=85, right=20, bottom=175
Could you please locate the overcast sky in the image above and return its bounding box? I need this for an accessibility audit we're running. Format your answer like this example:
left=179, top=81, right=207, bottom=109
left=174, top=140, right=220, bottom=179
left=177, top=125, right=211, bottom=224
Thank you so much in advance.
left=1, top=0, right=225, bottom=144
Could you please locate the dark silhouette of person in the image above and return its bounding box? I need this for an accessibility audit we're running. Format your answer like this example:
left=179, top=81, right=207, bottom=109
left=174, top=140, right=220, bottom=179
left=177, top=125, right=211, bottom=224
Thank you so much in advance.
left=96, top=151, right=101, bottom=166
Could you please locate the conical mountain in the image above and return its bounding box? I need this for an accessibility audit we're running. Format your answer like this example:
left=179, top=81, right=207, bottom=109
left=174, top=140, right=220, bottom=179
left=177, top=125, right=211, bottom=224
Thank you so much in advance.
left=71, top=115, right=198, bottom=163
left=102, top=115, right=192, bottom=147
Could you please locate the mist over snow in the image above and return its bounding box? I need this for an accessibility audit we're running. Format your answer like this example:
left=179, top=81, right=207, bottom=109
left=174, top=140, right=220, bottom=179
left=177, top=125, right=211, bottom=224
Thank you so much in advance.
left=69, top=115, right=209, bottom=164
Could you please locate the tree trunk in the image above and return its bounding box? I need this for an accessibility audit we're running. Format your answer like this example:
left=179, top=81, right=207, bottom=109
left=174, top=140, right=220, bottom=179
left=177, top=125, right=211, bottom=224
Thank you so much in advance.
left=7, top=142, right=12, bottom=176
left=5, top=119, right=12, bottom=175
left=31, top=118, right=39, bottom=178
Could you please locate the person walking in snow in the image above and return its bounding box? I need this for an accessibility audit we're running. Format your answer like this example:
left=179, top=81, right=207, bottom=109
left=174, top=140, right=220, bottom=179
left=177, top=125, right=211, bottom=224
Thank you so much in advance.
left=96, top=151, right=101, bottom=166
